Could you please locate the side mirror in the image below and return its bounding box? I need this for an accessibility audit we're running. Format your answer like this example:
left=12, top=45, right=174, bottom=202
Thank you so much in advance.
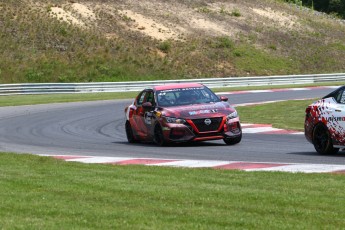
left=220, top=96, right=228, bottom=102
left=142, top=102, right=153, bottom=109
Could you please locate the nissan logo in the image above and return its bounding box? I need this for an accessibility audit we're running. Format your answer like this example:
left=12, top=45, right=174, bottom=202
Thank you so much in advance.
left=204, top=119, right=212, bottom=125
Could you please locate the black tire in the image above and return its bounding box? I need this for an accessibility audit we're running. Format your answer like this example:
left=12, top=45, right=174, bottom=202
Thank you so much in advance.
left=125, top=121, right=138, bottom=143
left=154, top=125, right=166, bottom=146
left=312, top=123, right=339, bottom=155
left=223, top=134, right=242, bottom=145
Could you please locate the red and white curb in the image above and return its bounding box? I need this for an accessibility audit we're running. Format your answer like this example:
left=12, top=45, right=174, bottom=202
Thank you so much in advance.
left=41, top=154, right=345, bottom=174
left=241, top=123, right=303, bottom=135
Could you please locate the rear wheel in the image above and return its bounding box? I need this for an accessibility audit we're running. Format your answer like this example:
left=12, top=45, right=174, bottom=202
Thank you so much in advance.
left=223, top=134, right=242, bottom=145
left=125, top=121, right=138, bottom=143
left=154, top=125, right=166, bottom=146
left=312, top=123, right=339, bottom=155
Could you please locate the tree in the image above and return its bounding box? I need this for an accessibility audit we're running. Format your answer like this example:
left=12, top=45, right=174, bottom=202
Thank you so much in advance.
left=301, top=0, right=345, bottom=18
left=329, top=0, right=345, bottom=17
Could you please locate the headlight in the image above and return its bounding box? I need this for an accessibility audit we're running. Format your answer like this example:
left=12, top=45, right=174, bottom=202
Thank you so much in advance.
left=227, top=111, right=238, bottom=120
left=164, top=116, right=186, bottom=124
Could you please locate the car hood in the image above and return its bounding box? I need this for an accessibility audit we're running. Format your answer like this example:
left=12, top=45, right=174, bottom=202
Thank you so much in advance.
left=160, top=102, right=236, bottom=119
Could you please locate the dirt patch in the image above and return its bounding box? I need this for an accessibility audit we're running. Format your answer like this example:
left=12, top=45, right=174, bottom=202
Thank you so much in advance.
left=50, top=6, right=85, bottom=27
left=70, top=3, right=97, bottom=21
left=118, top=9, right=184, bottom=41
left=252, top=7, right=299, bottom=29
left=49, top=2, right=97, bottom=28
left=189, top=17, right=232, bottom=37
left=46, top=0, right=303, bottom=41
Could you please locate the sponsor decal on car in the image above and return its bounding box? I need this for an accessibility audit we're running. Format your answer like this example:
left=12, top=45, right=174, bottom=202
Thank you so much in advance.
left=325, top=117, right=345, bottom=122
left=188, top=109, right=218, bottom=115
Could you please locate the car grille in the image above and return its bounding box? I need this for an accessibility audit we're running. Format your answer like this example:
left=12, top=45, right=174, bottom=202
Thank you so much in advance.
left=191, top=117, right=223, bottom=132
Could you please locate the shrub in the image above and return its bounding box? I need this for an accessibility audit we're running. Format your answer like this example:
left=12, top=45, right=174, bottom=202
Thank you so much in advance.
left=158, top=40, right=171, bottom=53
left=212, top=36, right=234, bottom=49
left=231, top=9, right=241, bottom=17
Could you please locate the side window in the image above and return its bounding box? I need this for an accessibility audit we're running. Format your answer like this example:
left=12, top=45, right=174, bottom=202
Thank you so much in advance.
left=338, top=90, right=345, bottom=104
left=136, top=91, right=146, bottom=106
left=145, top=91, right=155, bottom=105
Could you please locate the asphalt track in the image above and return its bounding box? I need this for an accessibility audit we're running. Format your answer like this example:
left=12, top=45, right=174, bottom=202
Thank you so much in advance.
left=1, top=86, right=345, bottom=165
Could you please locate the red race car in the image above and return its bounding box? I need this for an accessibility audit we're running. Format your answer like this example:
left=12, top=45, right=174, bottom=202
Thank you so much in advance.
left=124, top=83, right=242, bottom=146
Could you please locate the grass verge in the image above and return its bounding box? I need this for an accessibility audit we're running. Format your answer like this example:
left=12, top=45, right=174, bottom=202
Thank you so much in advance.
left=0, top=92, right=138, bottom=107
left=1, top=153, right=345, bottom=229
left=236, top=99, right=316, bottom=131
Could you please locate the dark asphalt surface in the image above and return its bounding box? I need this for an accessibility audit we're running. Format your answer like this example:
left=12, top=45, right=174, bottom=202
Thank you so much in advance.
left=1, top=87, right=345, bottom=164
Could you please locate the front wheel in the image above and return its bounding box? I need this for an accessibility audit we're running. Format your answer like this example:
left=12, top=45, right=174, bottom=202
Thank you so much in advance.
left=125, top=121, right=138, bottom=143
left=312, top=123, right=339, bottom=155
left=223, top=134, right=242, bottom=145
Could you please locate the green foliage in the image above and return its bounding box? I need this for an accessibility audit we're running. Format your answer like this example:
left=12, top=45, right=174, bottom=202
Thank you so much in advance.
left=211, top=36, right=234, bottom=49
left=233, top=45, right=296, bottom=76
left=268, top=44, right=277, bottom=50
left=287, top=0, right=303, bottom=6
left=158, top=40, right=172, bottom=53
left=328, top=0, right=345, bottom=18
left=25, top=70, right=45, bottom=82
left=214, top=5, right=241, bottom=16
left=230, top=8, right=241, bottom=17
left=308, top=0, right=345, bottom=17
left=286, top=0, right=345, bottom=19
left=197, top=6, right=212, bottom=13
left=121, top=14, right=132, bottom=22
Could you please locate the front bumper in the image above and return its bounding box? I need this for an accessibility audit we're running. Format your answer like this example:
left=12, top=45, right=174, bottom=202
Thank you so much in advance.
left=161, top=117, right=241, bottom=143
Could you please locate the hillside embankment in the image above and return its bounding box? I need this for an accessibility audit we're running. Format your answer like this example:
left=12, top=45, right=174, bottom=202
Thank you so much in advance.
left=1, top=0, right=345, bottom=83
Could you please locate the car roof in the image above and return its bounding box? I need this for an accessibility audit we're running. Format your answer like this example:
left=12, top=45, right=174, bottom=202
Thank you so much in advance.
left=153, top=83, right=204, bottom=91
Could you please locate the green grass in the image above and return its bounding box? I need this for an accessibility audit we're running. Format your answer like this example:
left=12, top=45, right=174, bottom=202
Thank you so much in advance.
left=237, top=99, right=316, bottom=131
left=1, top=153, right=345, bottom=229
left=0, top=92, right=139, bottom=107
left=232, top=44, right=297, bottom=76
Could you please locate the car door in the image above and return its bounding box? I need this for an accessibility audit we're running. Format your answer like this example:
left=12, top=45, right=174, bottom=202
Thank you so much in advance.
left=140, top=90, right=156, bottom=136
left=132, top=91, right=148, bottom=137
left=324, top=89, right=345, bottom=144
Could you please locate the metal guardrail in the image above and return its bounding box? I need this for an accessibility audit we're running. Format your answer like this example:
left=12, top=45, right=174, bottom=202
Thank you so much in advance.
left=1, top=73, right=344, bottom=95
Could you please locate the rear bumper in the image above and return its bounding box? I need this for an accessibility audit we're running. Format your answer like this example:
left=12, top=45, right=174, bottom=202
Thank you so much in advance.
left=304, top=119, right=314, bottom=144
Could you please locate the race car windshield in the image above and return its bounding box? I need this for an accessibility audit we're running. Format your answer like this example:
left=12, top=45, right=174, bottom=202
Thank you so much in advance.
left=156, top=87, right=221, bottom=107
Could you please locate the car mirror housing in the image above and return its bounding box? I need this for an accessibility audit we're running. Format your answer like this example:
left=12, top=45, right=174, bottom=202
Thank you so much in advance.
left=220, top=96, right=228, bottom=102
left=142, top=102, right=153, bottom=109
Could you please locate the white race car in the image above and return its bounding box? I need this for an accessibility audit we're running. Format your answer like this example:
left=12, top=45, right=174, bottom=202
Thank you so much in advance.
left=305, top=86, right=345, bottom=154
